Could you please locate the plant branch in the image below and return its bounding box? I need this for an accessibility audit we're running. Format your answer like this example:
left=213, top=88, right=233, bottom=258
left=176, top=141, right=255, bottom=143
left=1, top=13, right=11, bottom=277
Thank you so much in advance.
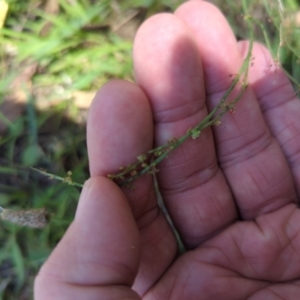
left=108, top=17, right=255, bottom=188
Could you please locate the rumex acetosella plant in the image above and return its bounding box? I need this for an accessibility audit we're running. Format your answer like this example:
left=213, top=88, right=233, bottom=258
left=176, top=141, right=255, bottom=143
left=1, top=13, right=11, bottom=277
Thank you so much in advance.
left=0, top=2, right=300, bottom=228
left=105, top=1, right=300, bottom=189
left=0, top=15, right=253, bottom=226
left=107, top=37, right=252, bottom=189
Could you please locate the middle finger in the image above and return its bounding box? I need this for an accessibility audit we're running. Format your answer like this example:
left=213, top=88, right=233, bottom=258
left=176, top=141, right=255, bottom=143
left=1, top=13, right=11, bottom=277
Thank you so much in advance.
left=133, top=12, right=237, bottom=248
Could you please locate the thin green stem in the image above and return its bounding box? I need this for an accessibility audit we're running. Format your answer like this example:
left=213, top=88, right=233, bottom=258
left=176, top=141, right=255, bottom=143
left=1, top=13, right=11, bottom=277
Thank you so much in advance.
left=113, top=24, right=254, bottom=187
left=31, top=168, right=84, bottom=188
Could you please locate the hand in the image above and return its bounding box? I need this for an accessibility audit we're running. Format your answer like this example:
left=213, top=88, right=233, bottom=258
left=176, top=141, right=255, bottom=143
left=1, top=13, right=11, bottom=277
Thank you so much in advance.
left=34, top=1, right=300, bottom=299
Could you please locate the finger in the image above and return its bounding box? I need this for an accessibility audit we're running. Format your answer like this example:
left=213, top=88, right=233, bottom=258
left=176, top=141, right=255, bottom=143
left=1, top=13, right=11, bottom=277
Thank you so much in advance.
left=87, top=80, right=177, bottom=295
left=133, top=12, right=237, bottom=248
left=87, top=79, right=154, bottom=214
left=239, top=41, right=300, bottom=198
left=34, top=177, right=141, bottom=299
left=176, top=1, right=297, bottom=219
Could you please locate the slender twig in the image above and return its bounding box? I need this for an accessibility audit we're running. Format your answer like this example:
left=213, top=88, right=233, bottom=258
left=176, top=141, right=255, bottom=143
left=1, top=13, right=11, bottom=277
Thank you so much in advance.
left=31, top=167, right=84, bottom=188
left=108, top=17, right=255, bottom=188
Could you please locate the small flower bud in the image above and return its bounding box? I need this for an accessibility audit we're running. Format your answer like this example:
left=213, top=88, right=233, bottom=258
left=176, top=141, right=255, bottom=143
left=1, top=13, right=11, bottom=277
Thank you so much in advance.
left=214, top=119, right=222, bottom=126
left=154, top=151, right=162, bottom=156
left=191, top=129, right=201, bottom=139
left=131, top=170, right=137, bottom=176
left=137, top=154, right=147, bottom=162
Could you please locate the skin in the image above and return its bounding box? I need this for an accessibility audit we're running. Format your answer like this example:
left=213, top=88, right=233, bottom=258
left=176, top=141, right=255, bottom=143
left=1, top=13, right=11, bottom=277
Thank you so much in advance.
left=34, top=1, right=300, bottom=299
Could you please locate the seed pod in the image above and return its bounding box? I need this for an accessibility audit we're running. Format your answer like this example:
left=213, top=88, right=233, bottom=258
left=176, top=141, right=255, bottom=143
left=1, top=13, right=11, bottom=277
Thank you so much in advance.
left=0, top=207, right=51, bottom=228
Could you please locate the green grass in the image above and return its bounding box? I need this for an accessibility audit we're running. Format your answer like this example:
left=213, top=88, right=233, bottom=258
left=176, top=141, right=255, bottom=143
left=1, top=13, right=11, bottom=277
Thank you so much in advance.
left=0, top=0, right=299, bottom=299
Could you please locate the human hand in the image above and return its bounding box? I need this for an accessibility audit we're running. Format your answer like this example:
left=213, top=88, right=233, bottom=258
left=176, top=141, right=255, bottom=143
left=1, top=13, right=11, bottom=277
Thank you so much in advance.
left=34, top=1, right=300, bottom=299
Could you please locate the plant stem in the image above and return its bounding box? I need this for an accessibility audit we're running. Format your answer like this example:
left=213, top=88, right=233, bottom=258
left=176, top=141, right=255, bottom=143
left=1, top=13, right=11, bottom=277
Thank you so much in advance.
left=31, top=167, right=84, bottom=188
left=109, top=23, right=255, bottom=188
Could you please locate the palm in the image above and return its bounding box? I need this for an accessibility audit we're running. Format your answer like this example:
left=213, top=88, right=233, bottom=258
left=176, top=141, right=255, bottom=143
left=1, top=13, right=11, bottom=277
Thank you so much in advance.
left=35, top=2, right=300, bottom=300
left=147, top=206, right=300, bottom=299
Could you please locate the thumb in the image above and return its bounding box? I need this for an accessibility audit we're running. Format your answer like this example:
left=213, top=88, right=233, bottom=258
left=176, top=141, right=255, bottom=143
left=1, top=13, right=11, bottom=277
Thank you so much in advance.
left=34, top=176, right=141, bottom=300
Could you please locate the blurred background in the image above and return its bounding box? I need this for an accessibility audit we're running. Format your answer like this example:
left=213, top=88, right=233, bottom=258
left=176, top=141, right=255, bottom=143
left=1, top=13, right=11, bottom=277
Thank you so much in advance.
left=0, top=0, right=299, bottom=299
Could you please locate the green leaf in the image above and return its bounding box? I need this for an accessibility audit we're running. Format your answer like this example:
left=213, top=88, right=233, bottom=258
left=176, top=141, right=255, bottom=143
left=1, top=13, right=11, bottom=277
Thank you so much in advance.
left=21, top=144, right=41, bottom=166
left=10, top=237, right=25, bottom=289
